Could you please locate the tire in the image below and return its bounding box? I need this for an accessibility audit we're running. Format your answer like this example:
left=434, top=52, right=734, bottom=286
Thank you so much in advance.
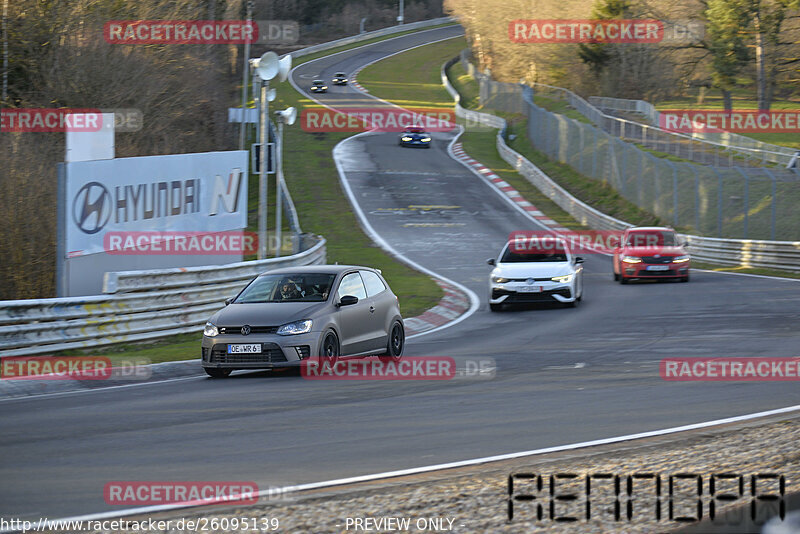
left=205, top=368, right=231, bottom=378
left=379, top=321, right=404, bottom=362
left=489, top=303, right=502, bottom=312
left=613, top=272, right=620, bottom=281
left=620, top=275, right=629, bottom=285
left=681, top=275, right=690, bottom=282
left=320, top=330, right=340, bottom=365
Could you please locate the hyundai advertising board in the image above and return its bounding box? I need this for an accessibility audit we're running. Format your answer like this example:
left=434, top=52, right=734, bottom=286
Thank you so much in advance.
left=58, top=150, right=248, bottom=296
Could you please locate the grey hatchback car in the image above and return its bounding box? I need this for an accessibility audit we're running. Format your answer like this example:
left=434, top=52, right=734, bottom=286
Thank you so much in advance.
left=201, top=265, right=404, bottom=377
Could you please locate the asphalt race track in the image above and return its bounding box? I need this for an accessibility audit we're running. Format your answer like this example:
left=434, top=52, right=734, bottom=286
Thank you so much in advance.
left=2, top=25, right=800, bottom=521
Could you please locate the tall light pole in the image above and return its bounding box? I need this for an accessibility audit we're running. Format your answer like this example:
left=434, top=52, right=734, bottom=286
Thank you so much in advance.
left=239, top=0, right=254, bottom=150
left=273, top=107, right=296, bottom=257
left=397, top=0, right=404, bottom=25
left=254, top=52, right=279, bottom=259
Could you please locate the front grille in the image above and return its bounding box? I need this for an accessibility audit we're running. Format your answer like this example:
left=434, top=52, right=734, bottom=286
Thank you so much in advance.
left=642, top=256, right=674, bottom=264
left=507, top=277, right=552, bottom=282
left=294, top=345, right=311, bottom=359
left=219, top=326, right=278, bottom=335
left=638, top=269, right=676, bottom=276
left=492, top=287, right=572, bottom=302
left=209, top=343, right=287, bottom=364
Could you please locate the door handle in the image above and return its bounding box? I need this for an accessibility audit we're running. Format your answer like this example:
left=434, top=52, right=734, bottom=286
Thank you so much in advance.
left=369, top=305, right=375, bottom=313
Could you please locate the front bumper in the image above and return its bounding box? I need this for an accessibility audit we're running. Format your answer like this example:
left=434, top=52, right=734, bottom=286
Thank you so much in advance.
left=201, top=331, right=323, bottom=369
left=400, top=139, right=431, bottom=148
left=489, top=282, right=575, bottom=304
left=333, top=79, right=347, bottom=85
left=622, top=262, right=690, bottom=279
left=311, top=88, right=327, bottom=93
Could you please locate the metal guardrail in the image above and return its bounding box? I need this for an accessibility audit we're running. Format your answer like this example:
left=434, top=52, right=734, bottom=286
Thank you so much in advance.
left=0, top=237, right=326, bottom=357
left=443, top=55, right=800, bottom=273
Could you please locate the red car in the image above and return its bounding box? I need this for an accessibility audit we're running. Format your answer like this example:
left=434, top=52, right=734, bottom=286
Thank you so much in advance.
left=612, top=227, right=690, bottom=284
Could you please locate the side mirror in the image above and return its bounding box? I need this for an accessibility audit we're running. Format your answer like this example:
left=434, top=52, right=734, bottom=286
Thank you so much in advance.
left=486, top=258, right=496, bottom=266
left=574, top=257, right=584, bottom=264
left=338, top=295, right=359, bottom=307
left=224, top=297, right=234, bottom=306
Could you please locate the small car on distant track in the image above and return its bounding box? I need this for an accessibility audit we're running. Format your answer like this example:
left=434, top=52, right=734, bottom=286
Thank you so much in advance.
left=201, top=265, right=404, bottom=378
left=310, top=79, right=327, bottom=93
left=612, top=227, right=690, bottom=283
left=487, top=236, right=584, bottom=311
left=332, top=72, right=348, bottom=85
left=399, top=125, right=431, bottom=148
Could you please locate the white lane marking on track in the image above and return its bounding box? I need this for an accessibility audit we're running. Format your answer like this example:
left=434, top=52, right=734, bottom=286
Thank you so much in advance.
left=543, top=362, right=587, bottom=370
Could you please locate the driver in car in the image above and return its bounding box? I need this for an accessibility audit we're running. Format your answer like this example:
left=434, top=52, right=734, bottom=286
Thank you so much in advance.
left=279, top=279, right=303, bottom=300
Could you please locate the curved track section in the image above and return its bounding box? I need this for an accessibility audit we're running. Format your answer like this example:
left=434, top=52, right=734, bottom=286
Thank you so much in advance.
left=2, top=25, right=800, bottom=522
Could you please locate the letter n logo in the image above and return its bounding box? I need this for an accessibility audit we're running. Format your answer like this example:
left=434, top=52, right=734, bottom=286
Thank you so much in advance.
left=209, top=168, right=243, bottom=215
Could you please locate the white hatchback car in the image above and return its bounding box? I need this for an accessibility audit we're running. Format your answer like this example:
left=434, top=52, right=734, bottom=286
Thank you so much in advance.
left=487, top=236, right=584, bottom=311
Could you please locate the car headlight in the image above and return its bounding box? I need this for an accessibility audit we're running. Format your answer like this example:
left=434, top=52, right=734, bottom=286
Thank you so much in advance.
left=421, top=137, right=431, bottom=142
left=322, top=86, right=327, bottom=89
left=491, top=275, right=509, bottom=283
left=203, top=322, right=219, bottom=337
left=277, top=319, right=313, bottom=336
left=673, top=255, right=690, bottom=263
left=622, top=256, right=642, bottom=263
left=551, top=274, right=574, bottom=283
left=401, top=136, right=413, bottom=141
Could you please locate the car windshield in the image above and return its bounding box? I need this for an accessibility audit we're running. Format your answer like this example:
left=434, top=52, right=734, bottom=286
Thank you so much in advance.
left=235, top=273, right=336, bottom=303
left=625, top=231, right=677, bottom=247
left=313, top=80, right=324, bottom=84
left=335, top=73, right=346, bottom=77
left=500, top=246, right=568, bottom=262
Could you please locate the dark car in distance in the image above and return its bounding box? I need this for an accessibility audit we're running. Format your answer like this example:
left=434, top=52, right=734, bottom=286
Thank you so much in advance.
left=399, top=125, right=431, bottom=148
left=310, top=79, right=327, bottom=93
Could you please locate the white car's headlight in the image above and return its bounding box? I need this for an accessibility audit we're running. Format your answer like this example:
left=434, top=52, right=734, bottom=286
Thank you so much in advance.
left=203, top=322, right=219, bottom=337
left=421, top=137, right=431, bottom=142
left=491, top=275, right=509, bottom=283
left=401, top=136, right=413, bottom=141
left=673, top=255, right=690, bottom=263
left=551, top=274, right=574, bottom=283
left=277, top=319, right=313, bottom=336
left=622, top=256, right=642, bottom=263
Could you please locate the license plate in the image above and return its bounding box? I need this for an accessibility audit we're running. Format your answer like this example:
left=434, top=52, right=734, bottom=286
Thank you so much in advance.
left=228, top=344, right=261, bottom=354
left=646, top=265, right=669, bottom=271
left=517, top=285, right=543, bottom=293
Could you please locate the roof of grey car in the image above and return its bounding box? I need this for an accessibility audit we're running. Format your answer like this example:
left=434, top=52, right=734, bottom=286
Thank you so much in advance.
left=259, top=265, right=371, bottom=276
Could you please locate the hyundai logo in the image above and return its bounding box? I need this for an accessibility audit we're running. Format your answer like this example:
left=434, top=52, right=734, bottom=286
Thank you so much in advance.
left=241, top=325, right=251, bottom=336
left=73, top=182, right=112, bottom=234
